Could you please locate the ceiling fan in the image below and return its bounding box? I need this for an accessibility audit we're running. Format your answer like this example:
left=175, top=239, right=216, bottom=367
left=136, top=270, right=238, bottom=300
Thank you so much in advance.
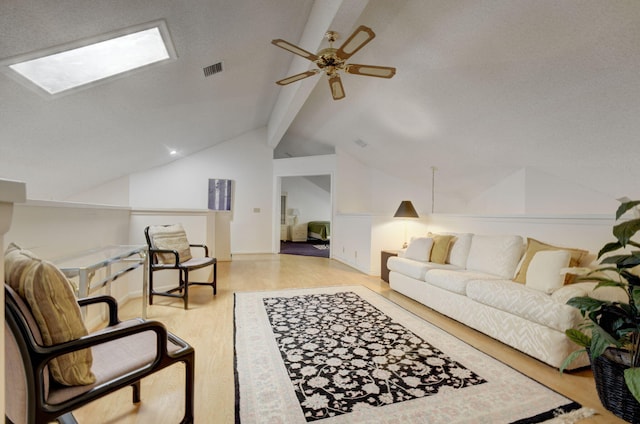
left=271, top=25, right=396, bottom=100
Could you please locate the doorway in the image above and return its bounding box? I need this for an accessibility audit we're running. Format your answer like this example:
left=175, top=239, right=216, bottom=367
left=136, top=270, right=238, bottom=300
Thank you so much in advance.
left=276, top=174, right=332, bottom=258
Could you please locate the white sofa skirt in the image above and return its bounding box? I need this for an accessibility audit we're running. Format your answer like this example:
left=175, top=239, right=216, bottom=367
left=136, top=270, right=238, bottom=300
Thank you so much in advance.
left=389, top=271, right=589, bottom=370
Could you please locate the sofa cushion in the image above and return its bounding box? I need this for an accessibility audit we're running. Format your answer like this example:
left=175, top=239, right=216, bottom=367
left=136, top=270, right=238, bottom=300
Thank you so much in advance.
left=4, top=243, right=96, bottom=386
left=466, top=279, right=582, bottom=332
left=465, top=235, right=524, bottom=279
left=424, top=269, right=502, bottom=295
left=443, top=233, right=473, bottom=268
left=403, top=237, right=433, bottom=261
left=525, top=250, right=571, bottom=294
left=514, top=238, right=588, bottom=284
left=552, top=281, right=628, bottom=305
left=387, top=256, right=458, bottom=281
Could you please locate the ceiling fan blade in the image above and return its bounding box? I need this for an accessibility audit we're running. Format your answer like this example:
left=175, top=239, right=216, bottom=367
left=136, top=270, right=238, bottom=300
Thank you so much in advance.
left=276, top=70, right=319, bottom=85
left=271, top=39, right=319, bottom=61
left=346, top=64, right=396, bottom=79
left=336, top=25, right=376, bottom=60
left=328, top=75, right=345, bottom=100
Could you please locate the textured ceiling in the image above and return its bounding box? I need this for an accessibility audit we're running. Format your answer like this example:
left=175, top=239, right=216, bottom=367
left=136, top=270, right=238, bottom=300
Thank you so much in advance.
left=2, top=0, right=640, bottom=203
left=0, top=0, right=314, bottom=199
left=280, top=0, right=640, bottom=202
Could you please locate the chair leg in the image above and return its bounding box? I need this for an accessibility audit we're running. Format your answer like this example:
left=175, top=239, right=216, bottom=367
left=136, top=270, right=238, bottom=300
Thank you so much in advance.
left=132, top=380, right=141, bottom=403
left=182, top=269, right=189, bottom=309
left=148, top=265, right=154, bottom=306
left=180, top=355, right=195, bottom=424
left=213, top=262, right=217, bottom=295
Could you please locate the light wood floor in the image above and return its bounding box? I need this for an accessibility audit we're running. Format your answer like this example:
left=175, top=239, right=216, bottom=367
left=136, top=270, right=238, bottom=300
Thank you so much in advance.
left=73, top=254, right=625, bottom=423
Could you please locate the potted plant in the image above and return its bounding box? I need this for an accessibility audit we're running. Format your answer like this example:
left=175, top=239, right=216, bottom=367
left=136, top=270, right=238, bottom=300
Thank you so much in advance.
left=561, top=199, right=640, bottom=422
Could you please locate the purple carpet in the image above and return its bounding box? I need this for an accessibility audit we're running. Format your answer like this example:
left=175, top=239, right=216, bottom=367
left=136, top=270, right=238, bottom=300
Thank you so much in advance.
left=279, top=241, right=329, bottom=258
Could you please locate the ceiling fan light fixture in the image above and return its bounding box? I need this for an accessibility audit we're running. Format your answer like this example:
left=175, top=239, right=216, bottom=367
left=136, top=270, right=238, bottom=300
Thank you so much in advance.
left=271, top=25, right=395, bottom=101
left=276, top=70, right=318, bottom=85
left=328, top=75, right=345, bottom=100
left=346, top=64, right=396, bottom=78
left=271, top=39, right=318, bottom=61
left=337, top=26, right=375, bottom=59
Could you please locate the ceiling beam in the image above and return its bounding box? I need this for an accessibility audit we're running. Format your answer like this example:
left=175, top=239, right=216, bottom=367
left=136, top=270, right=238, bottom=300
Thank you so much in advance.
left=266, top=0, right=369, bottom=149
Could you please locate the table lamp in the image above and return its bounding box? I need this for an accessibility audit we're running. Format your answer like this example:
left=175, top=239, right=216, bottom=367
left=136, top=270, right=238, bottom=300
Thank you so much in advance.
left=394, top=200, right=419, bottom=248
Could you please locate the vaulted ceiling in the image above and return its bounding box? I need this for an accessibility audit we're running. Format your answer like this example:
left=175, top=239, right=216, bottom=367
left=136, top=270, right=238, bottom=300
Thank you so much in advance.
left=2, top=0, right=640, bottom=202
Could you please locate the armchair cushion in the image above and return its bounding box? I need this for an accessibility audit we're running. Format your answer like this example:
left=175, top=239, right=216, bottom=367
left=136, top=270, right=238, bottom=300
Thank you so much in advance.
left=4, top=243, right=96, bottom=386
left=147, top=224, right=193, bottom=264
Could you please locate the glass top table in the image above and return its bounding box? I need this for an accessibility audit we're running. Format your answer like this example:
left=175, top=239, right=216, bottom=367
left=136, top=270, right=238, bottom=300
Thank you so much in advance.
left=53, top=245, right=148, bottom=318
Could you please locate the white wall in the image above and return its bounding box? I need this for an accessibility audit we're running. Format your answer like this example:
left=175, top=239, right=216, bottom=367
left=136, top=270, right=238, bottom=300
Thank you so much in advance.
left=6, top=201, right=131, bottom=258
left=129, top=128, right=274, bottom=254
left=467, top=169, right=526, bottom=214
left=273, top=154, right=337, bottom=177
left=282, top=176, right=330, bottom=223
left=4, top=200, right=137, bottom=327
left=369, top=167, right=431, bottom=216
left=467, top=167, right=617, bottom=215
left=65, top=175, right=130, bottom=207
left=524, top=168, right=616, bottom=214
left=332, top=213, right=430, bottom=275
left=335, top=148, right=371, bottom=213
left=331, top=214, right=373, bottom=271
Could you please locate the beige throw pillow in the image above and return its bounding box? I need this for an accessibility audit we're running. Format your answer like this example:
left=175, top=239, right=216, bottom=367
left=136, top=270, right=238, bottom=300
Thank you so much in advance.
left=428, top=233, right=455, bottom=264
left=148, top=224, right=193, bottom=264
left=514, top=238, right=587, bottom=284
left=4, top=243, right=96, bottom=386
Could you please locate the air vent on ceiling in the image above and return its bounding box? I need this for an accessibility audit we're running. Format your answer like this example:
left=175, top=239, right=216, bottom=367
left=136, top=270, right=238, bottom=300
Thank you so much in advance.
left=203, top=62, right=223, bottom=77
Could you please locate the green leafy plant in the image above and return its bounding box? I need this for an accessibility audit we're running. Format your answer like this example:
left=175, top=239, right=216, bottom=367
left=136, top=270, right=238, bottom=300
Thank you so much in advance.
left=561, top=199, right=640, bottom=402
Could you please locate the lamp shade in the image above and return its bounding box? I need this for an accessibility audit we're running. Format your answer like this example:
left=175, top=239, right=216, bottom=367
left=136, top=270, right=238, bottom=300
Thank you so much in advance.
left=394, top=200, right=419, bottom=218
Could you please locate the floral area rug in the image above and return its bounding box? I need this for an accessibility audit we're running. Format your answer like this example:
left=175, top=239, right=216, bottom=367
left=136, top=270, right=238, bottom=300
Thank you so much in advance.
left=234, top=286, right=595, bottom=424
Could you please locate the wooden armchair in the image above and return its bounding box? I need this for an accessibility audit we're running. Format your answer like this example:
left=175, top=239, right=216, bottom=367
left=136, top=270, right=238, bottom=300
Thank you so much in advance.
left=144, top=224, right=217, bottom=309
left=5, top=284, right=195, bottom=424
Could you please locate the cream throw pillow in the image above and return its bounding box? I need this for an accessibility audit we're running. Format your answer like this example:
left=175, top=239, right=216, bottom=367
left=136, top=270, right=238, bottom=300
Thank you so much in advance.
left=445, top=233, right=473, bottom=268
left=148, top=224, right=193, bottom=264
left=514, top=238, right=587, bottom=284
left=404, top=237, right=434, bottom=262
left=4, top=243, right=96, bottom=386
left=525, top=250, right=572, bottom=294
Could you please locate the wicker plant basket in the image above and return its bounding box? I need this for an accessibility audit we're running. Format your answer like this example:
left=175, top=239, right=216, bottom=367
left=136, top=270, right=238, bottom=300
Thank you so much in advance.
left=591, top=348, right=640, bottom=423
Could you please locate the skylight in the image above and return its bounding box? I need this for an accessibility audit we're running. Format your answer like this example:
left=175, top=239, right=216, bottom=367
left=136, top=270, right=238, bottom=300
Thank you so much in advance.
left=1, top=20, right=176, bottom=96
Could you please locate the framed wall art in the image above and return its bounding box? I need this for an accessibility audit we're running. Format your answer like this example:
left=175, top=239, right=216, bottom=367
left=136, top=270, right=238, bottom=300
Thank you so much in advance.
left=208, top=178, right=232, bottom=211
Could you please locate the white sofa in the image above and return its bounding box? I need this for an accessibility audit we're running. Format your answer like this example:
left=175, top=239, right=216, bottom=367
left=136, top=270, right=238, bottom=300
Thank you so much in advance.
left=387, top=233, right=622, bottom=370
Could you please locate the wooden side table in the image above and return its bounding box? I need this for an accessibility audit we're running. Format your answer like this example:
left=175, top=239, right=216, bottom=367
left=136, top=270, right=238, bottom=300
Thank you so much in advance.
left=291, top=223, right=308, bottom=242
left=280, top=224, right=291, bottom=241
left=381, top=250, right=400, bottom=283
